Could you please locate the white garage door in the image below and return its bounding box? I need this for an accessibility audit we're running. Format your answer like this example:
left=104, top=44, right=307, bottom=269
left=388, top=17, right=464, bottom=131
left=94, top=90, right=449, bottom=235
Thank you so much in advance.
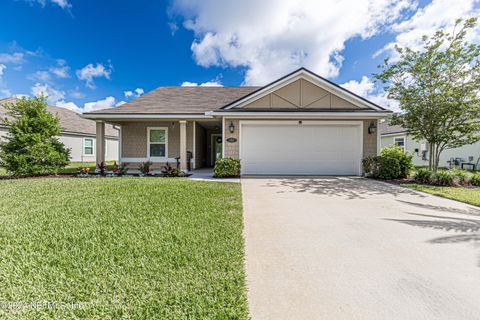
left=240, top=121, right=362, bottom=175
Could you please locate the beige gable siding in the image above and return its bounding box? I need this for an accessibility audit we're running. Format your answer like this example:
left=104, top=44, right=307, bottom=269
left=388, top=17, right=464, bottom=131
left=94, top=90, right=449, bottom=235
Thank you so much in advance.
left=239, top=78, right=364, bottom=110
left=223, top=118, right=378, bottom=160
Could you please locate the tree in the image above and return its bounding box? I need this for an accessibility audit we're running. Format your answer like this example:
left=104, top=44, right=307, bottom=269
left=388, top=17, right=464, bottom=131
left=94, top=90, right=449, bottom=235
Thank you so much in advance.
left=0, top=96, right=70, bottom=176
left=374, top=18, right=480, bottom=170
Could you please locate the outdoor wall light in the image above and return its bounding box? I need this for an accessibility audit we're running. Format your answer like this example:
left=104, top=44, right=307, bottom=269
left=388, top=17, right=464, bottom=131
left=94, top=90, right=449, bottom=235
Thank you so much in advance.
left=368, top=121, right=377, bottom=134
left=229, top=121, right=235, bottom=133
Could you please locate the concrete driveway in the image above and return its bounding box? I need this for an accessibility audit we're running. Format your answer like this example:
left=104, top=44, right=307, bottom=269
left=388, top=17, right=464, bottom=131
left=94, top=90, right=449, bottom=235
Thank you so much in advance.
left=242, top=177, right=480, bottom=320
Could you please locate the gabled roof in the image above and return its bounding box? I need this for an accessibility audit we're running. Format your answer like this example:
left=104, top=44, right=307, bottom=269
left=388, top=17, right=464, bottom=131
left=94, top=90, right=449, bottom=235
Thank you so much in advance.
left=82, top=67, right=391, bottom=119
left=0, top=98, right=118, bottom=138
left=220, top=67, right=388, bottom=112
left=379, top=119, right=406, bottom=135
left=85, top=86, right=259, bottom=115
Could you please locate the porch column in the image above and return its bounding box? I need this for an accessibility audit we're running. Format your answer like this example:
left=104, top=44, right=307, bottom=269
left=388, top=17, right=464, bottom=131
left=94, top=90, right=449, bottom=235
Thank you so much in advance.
left=96, top=121, right=105, bottom=164
left=179, top=120, right=188, bottom=171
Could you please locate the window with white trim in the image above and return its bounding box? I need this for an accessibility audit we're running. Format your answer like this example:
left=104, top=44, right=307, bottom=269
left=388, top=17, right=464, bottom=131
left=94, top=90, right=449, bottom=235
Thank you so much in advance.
left=394, top=137, right=406, bottom=152
left=84, top=138, right=94, bottom=155
left=148, top=127, right=168, bottom=158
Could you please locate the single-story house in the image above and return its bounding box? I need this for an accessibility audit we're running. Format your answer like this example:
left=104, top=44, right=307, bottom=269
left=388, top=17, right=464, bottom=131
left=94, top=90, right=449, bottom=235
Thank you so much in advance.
left=82, top=68, right=391, bottom=175
left=0, top=97, right=119, bottom=162
left=380, top=120, right=480, bottom=169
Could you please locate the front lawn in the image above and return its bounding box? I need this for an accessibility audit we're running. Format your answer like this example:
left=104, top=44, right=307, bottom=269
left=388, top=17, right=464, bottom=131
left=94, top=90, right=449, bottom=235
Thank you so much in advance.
left=0, top=178, right=248, bottom=319
left=404, top=184, right=480, bottom=207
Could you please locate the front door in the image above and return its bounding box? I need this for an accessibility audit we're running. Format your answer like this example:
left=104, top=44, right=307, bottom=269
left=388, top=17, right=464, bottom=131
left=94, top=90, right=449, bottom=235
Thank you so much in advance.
left=211, top=134, right=223, bottom=166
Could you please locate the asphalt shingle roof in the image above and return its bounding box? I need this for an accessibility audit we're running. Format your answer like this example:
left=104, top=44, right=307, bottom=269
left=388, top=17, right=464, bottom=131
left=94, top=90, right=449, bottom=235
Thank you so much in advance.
left=86, top=86, right=261, bottom=114
left=379, top=118, right=406, bottom=135
left=0, top=98, right=118, bottom=138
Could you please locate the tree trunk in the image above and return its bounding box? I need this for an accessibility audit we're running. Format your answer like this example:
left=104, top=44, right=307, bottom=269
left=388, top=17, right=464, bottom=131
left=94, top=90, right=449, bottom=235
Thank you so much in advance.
left=428, top=142, right=433, bottom=170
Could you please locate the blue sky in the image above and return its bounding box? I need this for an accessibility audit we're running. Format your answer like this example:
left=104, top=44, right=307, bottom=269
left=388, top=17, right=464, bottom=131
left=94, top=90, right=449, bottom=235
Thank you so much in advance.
left=0, top=0, right=478, bottom=112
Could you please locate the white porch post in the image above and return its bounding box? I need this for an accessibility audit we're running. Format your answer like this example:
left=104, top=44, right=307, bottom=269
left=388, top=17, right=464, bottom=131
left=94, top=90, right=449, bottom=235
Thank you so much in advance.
left=179, top=120, right=188, bottom=171
left=96, top=121, right=105, bottom=164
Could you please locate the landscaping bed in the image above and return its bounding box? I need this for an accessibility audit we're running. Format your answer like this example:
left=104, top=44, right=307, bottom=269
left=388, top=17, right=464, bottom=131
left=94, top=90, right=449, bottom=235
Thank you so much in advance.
left=0, top=178, right=249, bottom=319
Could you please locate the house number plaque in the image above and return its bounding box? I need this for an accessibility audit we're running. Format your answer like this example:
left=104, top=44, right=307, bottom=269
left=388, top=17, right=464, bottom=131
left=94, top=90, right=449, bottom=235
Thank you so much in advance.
left=226, top=137, right=237, bottom=143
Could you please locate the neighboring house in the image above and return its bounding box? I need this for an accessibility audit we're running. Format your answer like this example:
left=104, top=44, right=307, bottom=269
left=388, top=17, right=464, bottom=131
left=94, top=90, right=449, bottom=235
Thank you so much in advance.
left=380, top=120, right=480, bottom=168
left=82, top=68, right=391, bottom=175
left=0, top=98, right=119, bottom=162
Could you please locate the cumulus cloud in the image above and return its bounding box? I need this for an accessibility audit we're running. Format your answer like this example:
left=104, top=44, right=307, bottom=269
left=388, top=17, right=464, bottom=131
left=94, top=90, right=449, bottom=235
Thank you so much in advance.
left=170, top=0, right=416, bottom=85
left=377, top=0, right=480, bottom=58
left=181, top=79, right=223, bottom=87
left=56, top=96, right=123, bottom=113
left=0, top=52, right=25, bottom=64
left=341, top=76, right=399, bottom=111
left=49, top=59, right=70, bottom=78
left=76, top=62, right=112, bottom=89
left=83, top=96, right=117, bottom=112
left=124, top=87, right=144, bottom=98
left=31, top=83, right=65, bottom=105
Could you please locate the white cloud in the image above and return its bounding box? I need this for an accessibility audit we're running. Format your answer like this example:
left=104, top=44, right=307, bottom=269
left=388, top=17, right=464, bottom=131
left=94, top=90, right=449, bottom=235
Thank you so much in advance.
left=0, top=64, right=6, bottom=81
left=31, top=83, right=65, bottom=105
left=76, top=62, right=112, bottom=89
left=0, top=89, right=12, bottom=98
left=27, top=0, right=71, bottom=9
left=124, top=87, right=144, bottom=98
left=0, top=52, right=25, bottom=64
left=55, top=100, right=81, bottom=113
left=68, top=87, right=85, bottom=99
left=83, top=96, right=117, bottom=112
left=170, top=0, right=416, bottom=85
left=181, top=80, right=223, bottom=87
left=49, top=60, right=70, bottom=78
left=56, top=96, right=123, bottom=113
left=341, top=76, right=399, bottom=111
left=377, top=0, right=480, bottom=58
left=28, top=70, right=52, bottom=82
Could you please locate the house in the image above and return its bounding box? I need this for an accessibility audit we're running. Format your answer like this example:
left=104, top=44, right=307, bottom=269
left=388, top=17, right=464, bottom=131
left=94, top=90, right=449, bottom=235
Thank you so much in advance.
left=0, top=98, right=119, bottom=162
left=82, top=68, right=391, bottom=175
left=380, top=120, right=480, bottom=168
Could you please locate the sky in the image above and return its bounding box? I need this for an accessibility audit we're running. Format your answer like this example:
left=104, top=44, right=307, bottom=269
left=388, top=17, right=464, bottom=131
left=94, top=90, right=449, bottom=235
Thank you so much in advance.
left=0, top=0, right=479, bottom=113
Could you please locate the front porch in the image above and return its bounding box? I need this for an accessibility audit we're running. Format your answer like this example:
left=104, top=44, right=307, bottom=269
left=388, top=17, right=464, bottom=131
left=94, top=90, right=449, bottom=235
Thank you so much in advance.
left=94, top=119, right=224, bottom=171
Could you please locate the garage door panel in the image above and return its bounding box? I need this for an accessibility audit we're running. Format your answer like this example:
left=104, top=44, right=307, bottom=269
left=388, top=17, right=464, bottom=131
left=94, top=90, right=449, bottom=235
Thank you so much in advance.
left=240, top=122, right=361, bottom=175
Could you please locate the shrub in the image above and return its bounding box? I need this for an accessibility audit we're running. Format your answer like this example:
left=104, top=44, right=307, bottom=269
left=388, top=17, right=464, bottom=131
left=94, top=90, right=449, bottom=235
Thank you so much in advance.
left=362, top=156, right=401, bottom=180
left=96, top=161, right=107, bottom=176
left=214, top=158, right=241, bottom=178
left=432, top=170, right=455, bottom=186
left=414, top=168, right=433, bottom=184
left=471, top=173, right=480, bottom=186
left=381, top=145, right=413, bottom=178
left=161, top=162, right=181, bottom=177
left=139, top=161, right=153, bottom=175
left=0, top=96, right=70, bottom=176
left=118, top=162, right=129, bottom=176
left=449, top=168, right=469, bottom=186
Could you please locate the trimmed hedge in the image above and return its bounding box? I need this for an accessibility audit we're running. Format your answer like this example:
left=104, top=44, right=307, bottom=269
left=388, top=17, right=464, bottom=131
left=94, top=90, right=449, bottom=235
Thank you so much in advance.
left=381, top=145, right=413, bottom=178
left=362, top=156, right=401, bottom=180
left=213, top=158, right=241, bottom=178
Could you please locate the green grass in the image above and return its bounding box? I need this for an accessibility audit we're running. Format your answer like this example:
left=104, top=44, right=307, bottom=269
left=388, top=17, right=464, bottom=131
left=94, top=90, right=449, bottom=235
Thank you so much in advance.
left=0, top=178, right=249, bottom=319
left=404, top=184, right=480, bottom=207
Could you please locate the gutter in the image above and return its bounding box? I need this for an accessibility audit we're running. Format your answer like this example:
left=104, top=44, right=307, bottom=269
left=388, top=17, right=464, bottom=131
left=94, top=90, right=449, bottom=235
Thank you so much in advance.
left=207, top=111, right=393, bottom=118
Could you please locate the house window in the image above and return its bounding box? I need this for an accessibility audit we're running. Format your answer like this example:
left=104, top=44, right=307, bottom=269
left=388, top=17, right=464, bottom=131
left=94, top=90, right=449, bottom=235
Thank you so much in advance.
left=394, top=137, right=406, bottom=152
left=84, top=138, right=94, bottom=155
left=148, top=127, right=168, bottom=158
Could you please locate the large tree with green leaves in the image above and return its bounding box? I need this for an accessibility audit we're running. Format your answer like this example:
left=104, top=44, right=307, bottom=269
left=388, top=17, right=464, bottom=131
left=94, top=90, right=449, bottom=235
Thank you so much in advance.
left=0, top=96, right=70, bottom=176
left=375, top=18, right=480, bottom=170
